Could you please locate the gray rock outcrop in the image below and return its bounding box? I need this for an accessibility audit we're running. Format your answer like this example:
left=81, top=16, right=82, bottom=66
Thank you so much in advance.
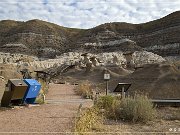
left=0, top=51, right=166, bottom=70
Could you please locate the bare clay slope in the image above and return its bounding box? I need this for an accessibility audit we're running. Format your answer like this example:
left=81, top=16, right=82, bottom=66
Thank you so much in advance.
left=74, top=11, right=180, bottom=56
left=108, top=63, right=180, bottom=99
left=0, top=11, right=180, bottom=58
left=0, top=19, right=83, bottom=58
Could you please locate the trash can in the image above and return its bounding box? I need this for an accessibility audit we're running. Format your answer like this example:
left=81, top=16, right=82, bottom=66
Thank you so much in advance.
left=1, top=79, right=28, bottom=107
left=23, top=79, right=41, bottom=104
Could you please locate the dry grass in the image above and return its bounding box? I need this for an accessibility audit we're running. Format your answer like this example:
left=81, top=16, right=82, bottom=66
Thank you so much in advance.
left=38, top=78, right=49, bottom=94
left=35, top=78, right=49, bottom=104
left=74, top=107, right=104, bottom=134
left=75, top=81, right=93, bottom=99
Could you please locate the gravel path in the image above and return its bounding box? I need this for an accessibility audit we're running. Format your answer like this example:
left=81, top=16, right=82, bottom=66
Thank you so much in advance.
left=0, top=83, right=93, bottom=134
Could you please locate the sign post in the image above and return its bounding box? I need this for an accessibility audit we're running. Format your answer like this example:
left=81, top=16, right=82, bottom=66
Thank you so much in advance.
left=104, top=72, right=110, bottom=95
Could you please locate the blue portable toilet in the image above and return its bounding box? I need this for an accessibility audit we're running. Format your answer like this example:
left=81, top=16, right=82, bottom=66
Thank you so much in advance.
left=23, top=79, right=41, bottom=104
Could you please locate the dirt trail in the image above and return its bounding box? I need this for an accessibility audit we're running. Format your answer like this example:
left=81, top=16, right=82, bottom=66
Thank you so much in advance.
left=0, top=83, right=92, bottom=134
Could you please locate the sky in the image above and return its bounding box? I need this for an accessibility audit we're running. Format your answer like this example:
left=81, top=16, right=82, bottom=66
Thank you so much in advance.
left=0, top=0, right=179, bottom=29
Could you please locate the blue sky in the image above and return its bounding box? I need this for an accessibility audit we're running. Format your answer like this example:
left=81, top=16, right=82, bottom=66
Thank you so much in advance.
left=0, top=0, right=179, bottom=28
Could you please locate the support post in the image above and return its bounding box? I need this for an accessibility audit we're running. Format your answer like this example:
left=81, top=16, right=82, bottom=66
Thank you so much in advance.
left=104, top=72, right=110, bottom=95
left=122, top=86, right=125, bottom=99
left=106, top=80, right=108, bottom=95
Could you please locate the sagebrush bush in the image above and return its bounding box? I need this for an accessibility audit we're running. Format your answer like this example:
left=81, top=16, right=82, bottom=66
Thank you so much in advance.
left=75, top=107, right=103, bottom=134
left=95, top=95, right=120, bottom=119
left=95, top=94, right=156, bottom=123
left=118, top=95, right=156, bottom=123
left=75, top=81, right=93, bottom=99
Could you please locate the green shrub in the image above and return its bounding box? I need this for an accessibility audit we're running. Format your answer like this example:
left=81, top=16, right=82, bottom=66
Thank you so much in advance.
left=75, top=107, right=103, bottom=134
left=95, top=95, right=120, bottom=119
left=75, top=81, right=93, bottom=99
left=118, top=95, right=156, bottom=123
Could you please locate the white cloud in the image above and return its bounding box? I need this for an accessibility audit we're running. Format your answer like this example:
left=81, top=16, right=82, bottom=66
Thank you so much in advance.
left=0, top=0, right=179, bottom=28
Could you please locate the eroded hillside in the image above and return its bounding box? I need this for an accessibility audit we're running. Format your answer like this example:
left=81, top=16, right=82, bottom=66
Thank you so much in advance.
left=0, top=11, right=179, bottom=58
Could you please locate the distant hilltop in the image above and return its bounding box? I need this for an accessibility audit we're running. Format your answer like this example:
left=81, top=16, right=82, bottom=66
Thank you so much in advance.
left=0, top=11, right=179, bottom=58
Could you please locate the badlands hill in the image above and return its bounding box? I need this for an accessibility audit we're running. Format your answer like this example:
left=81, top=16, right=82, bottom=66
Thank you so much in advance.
left=50, top=58, right=180, bottom=99
left=0, top=11, right=179, bottom=58
left=0, top=11, right=179, bottom=100
left=108, top=63, right=180, bottom=99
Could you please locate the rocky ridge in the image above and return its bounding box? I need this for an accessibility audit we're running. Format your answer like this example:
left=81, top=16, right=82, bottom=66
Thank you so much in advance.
left=0, top=11, right=179, bottom=58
